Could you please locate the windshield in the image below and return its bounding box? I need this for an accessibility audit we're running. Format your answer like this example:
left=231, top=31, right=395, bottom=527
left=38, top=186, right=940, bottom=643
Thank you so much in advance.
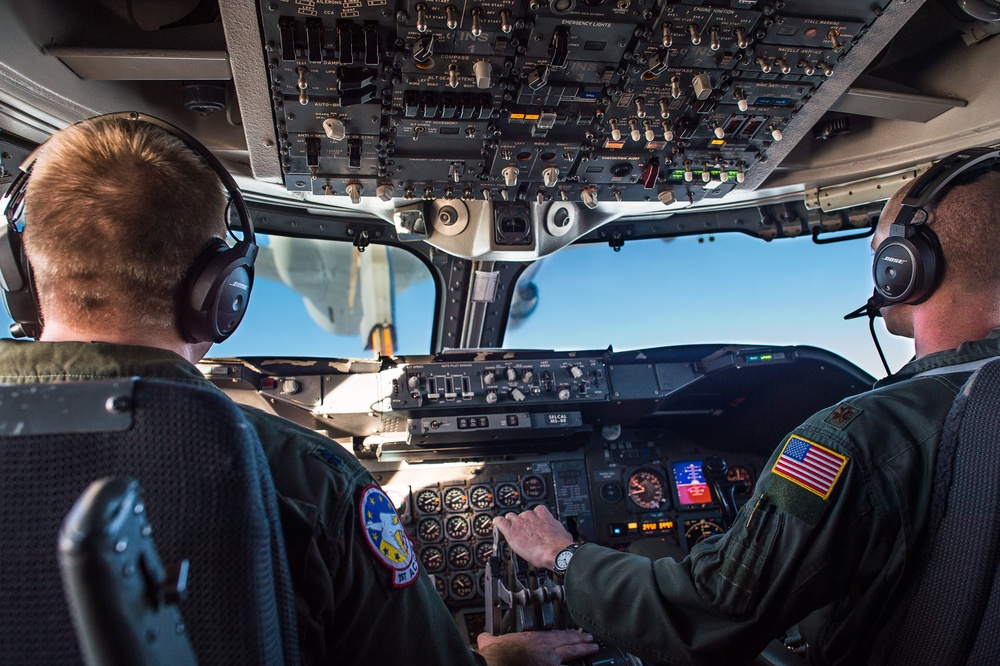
left=1, top=234, right=437, bottom=359
left=1, top=228, right=915, bottom=375
left=503, top=233, right=914, bottom=379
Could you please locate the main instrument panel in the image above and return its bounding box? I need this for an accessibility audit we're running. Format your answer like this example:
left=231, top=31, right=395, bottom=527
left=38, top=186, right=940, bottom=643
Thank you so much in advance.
left=369, top=431, right=760, bottom=611
left=224, top=0, right=904, bottom=208
left=205, top=342, right=873, bottom=618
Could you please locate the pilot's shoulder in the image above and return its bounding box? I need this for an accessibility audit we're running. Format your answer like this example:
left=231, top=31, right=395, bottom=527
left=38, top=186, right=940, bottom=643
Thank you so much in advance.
left=806, top=374, right=960, bottom=443
left=786, top=375, right=961, bottom=489
left=236, top=403, right=372, bottom=510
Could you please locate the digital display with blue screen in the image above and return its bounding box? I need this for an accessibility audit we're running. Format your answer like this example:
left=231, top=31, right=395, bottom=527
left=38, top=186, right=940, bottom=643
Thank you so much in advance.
left=672, top=461, right=714, bottom=507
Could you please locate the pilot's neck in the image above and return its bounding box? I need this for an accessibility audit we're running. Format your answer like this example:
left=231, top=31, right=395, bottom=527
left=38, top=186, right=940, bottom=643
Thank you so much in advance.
left=913, top=288, right=1000, bottom=358
left=39, top=319, right=212, bottom=365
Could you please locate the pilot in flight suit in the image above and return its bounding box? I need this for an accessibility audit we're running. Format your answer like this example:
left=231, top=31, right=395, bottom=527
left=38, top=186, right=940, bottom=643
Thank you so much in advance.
left=496, top=156, right=1000, bottom=665
left=561, top=331, right=1000, bottom=665
left=0, top=339, right=481, bottom=665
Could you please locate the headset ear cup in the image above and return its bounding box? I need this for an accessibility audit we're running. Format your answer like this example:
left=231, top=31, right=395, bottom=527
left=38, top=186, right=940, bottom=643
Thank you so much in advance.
left=0, top=223, right=43, bottom=339
left=180, top=240, right=255, bottom=344
left=872, top=227, right=942, bottom=305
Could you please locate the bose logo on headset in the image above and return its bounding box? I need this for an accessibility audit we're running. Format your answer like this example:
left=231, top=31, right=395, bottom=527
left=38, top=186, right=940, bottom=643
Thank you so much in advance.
left=0, top=111, right=258, bottom=343
left=870, top=146, right=1000, bottom=306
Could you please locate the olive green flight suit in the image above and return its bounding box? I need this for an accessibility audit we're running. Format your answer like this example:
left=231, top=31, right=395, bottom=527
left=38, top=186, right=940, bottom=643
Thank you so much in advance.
left=0, top=340, right=482, bottom=666
left=565, top=332, right=1000, bottom=665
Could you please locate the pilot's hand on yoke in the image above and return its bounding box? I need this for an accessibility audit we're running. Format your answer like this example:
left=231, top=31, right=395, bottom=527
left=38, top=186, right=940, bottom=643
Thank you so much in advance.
left=477, top=629, right=598, bottom=665
left=493, top=505, right=574, bottom=570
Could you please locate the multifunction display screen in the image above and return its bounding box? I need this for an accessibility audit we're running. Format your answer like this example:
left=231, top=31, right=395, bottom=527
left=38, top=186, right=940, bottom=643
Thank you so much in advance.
left=672, top=461, right=714, bottom=508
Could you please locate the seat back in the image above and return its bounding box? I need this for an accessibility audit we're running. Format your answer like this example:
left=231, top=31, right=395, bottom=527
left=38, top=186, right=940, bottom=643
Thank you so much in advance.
left=0, top=378, right=299, bottom=665
left=885, top=359, right=1000, bottom=665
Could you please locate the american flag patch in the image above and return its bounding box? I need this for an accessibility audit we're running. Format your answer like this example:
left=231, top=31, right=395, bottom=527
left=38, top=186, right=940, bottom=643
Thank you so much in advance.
left=772, top=435, right=848, bottom=500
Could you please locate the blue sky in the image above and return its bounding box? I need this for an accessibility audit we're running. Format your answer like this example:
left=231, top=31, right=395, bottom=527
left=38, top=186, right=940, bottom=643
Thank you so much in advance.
left=503, top=232, right=913, bottom=378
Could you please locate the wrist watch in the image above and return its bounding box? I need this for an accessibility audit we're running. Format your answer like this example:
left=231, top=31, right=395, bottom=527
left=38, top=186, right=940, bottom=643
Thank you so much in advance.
left=552, top=544, right=581, bottom=576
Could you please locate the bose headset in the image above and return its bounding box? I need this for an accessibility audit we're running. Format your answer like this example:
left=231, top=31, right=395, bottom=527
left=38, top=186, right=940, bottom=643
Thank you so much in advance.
left=872, top=146, right=1000, bottom=306
left=845, top=146, right=1000, bottom=374
left=0, top=111, right=257, bottom=343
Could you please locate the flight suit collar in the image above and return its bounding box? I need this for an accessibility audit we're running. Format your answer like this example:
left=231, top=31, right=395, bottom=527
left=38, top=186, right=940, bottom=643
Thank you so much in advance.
left=0, top=339, right=208, bottom=386
left=874, top=328, right=1000, bottom=389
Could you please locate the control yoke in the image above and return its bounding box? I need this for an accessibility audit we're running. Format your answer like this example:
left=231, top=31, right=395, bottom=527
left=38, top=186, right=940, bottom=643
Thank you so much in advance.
left=704, top=455, right=750, bottom=531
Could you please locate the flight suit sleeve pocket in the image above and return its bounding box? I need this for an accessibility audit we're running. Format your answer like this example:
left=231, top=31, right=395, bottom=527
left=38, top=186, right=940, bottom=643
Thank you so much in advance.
left=690, top=504, right=782, bottom=616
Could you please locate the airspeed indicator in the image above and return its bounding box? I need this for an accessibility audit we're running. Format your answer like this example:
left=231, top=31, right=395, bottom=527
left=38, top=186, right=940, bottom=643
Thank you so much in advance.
left=627, top=468, right=668, bottom=511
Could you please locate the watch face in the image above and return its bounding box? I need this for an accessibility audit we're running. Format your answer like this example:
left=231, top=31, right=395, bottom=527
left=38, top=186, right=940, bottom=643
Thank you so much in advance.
left=555, top=547, right=574, bottom=572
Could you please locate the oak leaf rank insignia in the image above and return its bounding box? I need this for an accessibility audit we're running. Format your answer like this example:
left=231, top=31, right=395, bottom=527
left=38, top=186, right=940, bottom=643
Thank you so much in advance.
left=824, top=403, right=862, bottom=430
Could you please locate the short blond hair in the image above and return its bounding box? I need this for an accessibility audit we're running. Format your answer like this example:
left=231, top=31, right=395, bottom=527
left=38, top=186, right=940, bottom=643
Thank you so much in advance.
left=23, top=116, right=227, bottom=332
left=926, top=168, right=1000, bottom=292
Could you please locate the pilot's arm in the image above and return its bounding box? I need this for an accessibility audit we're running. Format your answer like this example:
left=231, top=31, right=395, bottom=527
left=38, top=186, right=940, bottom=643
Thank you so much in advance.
left=325, top=477, right=596, bottom=665
left=497, top=405, right=908, bottom=665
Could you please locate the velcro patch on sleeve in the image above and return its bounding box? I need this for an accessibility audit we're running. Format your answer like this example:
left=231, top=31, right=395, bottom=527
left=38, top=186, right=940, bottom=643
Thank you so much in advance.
left=772, top=435, right=848, bottom=500
left=359, top=485, right=419, bottom=587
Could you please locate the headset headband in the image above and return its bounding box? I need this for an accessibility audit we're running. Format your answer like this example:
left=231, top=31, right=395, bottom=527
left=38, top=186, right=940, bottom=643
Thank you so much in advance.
left=894, top=147, right=1000, bottom=228
left=1, top=111, right=258, bottom=342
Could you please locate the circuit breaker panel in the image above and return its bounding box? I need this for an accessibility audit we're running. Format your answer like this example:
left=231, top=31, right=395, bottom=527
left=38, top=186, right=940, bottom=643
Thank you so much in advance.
left=239, top=0, right=894, bottom=208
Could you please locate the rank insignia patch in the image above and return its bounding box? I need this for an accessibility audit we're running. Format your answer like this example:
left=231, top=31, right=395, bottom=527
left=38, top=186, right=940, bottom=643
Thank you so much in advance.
left=359, top=485, right=419, bottom=587
left=772, top=435, right=848, bottom=500
left=824, top=404, right=862, bottom=430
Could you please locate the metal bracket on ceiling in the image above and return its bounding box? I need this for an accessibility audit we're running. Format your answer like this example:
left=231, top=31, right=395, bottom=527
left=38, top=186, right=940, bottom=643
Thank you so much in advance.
left=803, top=164, right=931, bottom=211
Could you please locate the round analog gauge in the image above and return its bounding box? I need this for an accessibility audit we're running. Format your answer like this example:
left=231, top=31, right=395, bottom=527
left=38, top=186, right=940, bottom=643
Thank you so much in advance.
left=450, top=572, right=475, bottom=599
left=600, top=481, right=623, bottom=504
left=472, top=513, right=495, bottom=538
left=475, top=540, right=494, bottom=565
left=627, top=468, right=668, bottom=510
left=726, top=465, right=755, bottom=498
left=478, top=571, right=487, bottom=597
left=417, top=517, right=442, bottom=542
left=445, top=515, right=470, bottom=540
left=469, top=484, right=494, bottom=510
left=443, top=487, right=469, bottom=512
left=684, top=518, right=725, bottom=547
left=420, top=545, right=445, bottom=573
left=415, top=488, right=441, bottom=514
left=521, top=474, right=547, bottom=500
left=432, top=574, right=447, bottom=599
left=495, top=482, right=521, bottom=509
left=447, top=543, right=473, bottom=569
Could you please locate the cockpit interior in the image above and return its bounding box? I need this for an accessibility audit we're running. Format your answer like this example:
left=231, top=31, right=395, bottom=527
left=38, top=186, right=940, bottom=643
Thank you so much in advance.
left=3, top=0, right=999, bottom=662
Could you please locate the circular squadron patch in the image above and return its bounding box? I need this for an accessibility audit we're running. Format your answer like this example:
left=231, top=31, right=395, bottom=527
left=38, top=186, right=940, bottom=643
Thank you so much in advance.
left=359, top=485, right=419, bottom=587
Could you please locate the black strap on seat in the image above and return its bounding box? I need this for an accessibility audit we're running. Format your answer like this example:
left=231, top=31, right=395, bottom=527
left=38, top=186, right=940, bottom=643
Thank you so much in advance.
left=885, top=359, right=1000, bottom=664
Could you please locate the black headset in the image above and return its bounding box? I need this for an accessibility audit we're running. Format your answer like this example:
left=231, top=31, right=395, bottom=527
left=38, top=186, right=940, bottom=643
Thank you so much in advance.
left=872, top=146, right=1000, bottom=306
left=0, top=111, right=257, bottom=343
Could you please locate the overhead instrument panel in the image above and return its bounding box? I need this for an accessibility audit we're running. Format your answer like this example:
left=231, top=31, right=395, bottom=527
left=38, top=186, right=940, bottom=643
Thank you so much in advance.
left=225, top=0, right=903, bottom=212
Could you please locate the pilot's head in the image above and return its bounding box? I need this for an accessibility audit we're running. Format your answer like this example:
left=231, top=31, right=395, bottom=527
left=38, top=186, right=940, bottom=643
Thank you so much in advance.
left=23, top=116, right=227, bottom=339
left=872, top=164, right=1000, bottom=338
